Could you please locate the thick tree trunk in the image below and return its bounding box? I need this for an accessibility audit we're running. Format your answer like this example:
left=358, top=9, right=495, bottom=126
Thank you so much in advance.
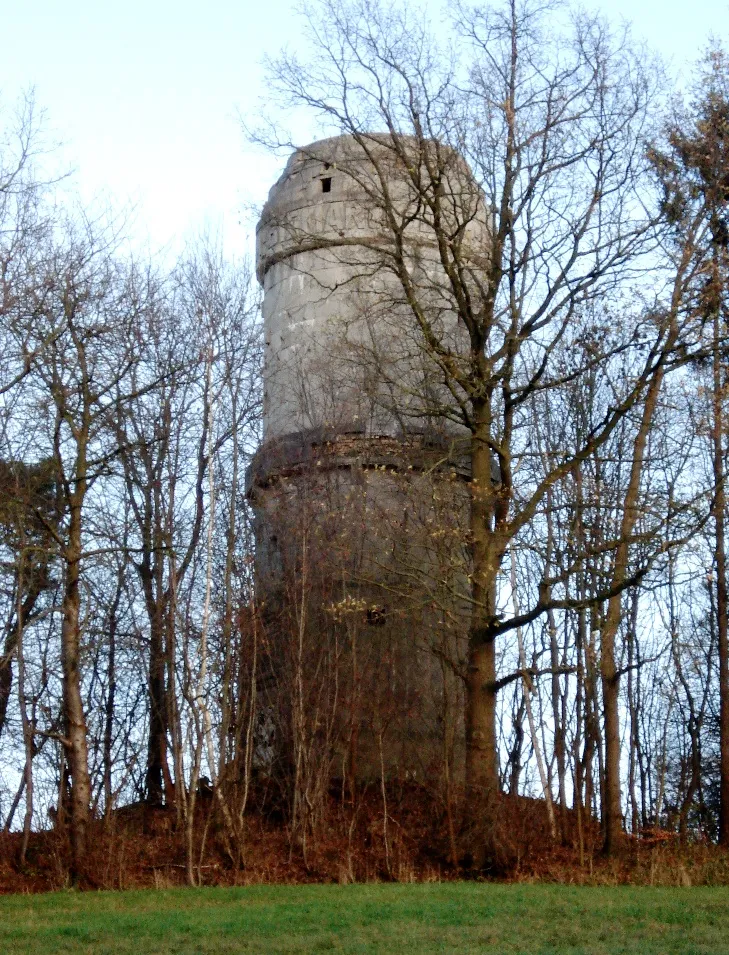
left=465, top=637, right=498, bottom=803
left=464, top=430, right=502, bottom=864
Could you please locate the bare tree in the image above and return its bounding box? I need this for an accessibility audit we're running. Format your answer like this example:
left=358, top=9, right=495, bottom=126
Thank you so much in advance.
left=649, top=46, right=729, bottom=845
left=256, top=0, right=701, bottom=861
left=14, top=216, right=152, bottom=880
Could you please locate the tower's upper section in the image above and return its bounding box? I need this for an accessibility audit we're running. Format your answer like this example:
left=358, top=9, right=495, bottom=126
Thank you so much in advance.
left=256, top=134, right=488, bottom=443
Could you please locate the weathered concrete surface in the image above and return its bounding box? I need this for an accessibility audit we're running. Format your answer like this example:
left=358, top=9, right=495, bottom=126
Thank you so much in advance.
left=251, top=436, right=472, bottom=781
left=250, top=133, right=487, bottom=780
left=256, top=134, right=488, bottom=445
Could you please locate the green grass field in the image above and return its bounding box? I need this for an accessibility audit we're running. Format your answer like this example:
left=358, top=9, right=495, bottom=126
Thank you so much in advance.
left=1, top=883, right=728, bottom=954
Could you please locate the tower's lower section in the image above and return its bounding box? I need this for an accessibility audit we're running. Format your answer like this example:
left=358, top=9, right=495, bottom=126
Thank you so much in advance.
left=246, top=429, right=471, bottom=785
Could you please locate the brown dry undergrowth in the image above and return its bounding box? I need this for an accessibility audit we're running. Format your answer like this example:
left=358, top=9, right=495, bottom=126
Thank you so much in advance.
left=2, top=786, right=728, bottom=893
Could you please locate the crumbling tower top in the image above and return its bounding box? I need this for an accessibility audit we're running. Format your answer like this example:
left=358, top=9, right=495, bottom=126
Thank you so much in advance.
left=255, top=133, right=488, bottom=446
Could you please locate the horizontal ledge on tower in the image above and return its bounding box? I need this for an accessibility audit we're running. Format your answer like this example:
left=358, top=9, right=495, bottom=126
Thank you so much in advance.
left=245, top=427, right=471, bottom=496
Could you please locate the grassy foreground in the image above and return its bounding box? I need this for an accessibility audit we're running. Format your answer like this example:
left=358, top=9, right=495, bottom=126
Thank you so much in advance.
left=1, top=883, right=728, bottom=954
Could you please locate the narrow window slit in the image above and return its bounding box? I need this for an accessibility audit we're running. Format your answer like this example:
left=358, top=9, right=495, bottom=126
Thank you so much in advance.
left=367, top=606, right=387, bottom=626
left=321, top=177, right=332, bottom=193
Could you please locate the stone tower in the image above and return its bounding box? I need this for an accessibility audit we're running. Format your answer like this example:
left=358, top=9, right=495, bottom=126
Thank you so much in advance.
left=247, top=134, right=487, bottom=778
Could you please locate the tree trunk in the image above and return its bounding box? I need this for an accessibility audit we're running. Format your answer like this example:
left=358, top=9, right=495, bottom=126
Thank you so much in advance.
left=600, top=622, right=624, bottom=855
left=145, top=597, right=168, bottom=806
left=548, top=608, right=568, bottom=839
left=627, top=601, right=640, bottom=835
left=16, top=559, right=34, bottom=865
left=103, top=579, right=121, bottom=818
left=0, top=586, right=44, bottom=739
left=465, top=637, right=498, bottom=835
left=600, top=350, right=666, bottom=854
left=712, top=309, right=729, bottom=847
left=509, top=690, right=525, bottom=796
left=61, top=499, right=92, bottom=883
left=464, top=429, right=502, bottom=863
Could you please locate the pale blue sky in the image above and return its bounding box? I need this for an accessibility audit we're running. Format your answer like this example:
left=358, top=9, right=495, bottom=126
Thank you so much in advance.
left=0, top=0, right=727, bottom=260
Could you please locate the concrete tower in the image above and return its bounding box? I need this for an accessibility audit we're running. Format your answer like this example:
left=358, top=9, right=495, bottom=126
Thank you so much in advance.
left=248, top=134, right=487, bottom=777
